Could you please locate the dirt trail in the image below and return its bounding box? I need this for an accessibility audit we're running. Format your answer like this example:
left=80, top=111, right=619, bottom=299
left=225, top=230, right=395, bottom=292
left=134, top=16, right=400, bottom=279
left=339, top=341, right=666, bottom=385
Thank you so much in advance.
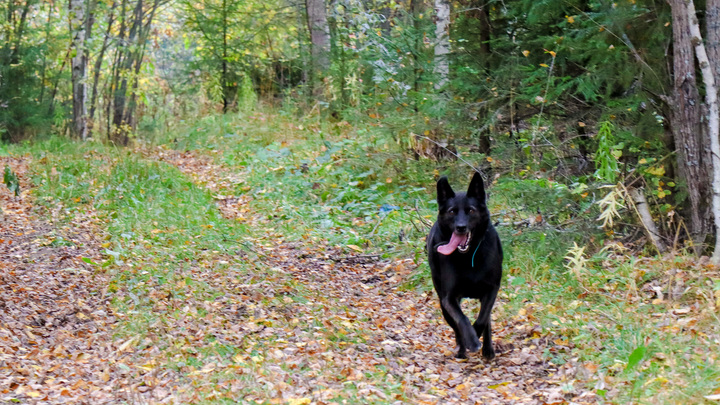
left=0, top=156, right=150, bottom=403
left=151, top=147, right=596, bottom=404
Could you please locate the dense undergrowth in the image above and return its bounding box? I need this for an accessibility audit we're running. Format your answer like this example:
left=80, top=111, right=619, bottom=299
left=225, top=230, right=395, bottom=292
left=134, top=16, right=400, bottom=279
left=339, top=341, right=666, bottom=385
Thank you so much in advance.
left=5, top=109, right=720, bottom=403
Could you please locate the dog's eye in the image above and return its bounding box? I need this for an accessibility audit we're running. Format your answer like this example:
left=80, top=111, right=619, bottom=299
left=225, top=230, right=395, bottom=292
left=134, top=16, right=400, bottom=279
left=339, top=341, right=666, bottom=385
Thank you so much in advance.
left=448, top=208, right=457, bottom=215
left=468, top=208, right=476, bottom=214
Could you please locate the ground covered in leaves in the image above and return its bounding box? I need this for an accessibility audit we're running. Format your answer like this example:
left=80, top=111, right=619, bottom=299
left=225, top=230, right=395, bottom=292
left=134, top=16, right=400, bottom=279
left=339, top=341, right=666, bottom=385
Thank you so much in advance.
left=2, top=124, right=719, bottom=404
left=141, top=147, right=594, bottom=404
left=0, top=156, right=151, bottom=403
left=0, top=149, right=592, bottom=405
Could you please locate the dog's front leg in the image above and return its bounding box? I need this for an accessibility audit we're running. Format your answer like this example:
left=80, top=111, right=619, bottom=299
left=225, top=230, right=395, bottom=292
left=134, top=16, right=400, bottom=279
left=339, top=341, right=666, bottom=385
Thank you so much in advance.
left=440, top=306, right=466, bottom=358
left=440, top=297, right=480, bottom=357
left=473, top=289, right=499, bottom=360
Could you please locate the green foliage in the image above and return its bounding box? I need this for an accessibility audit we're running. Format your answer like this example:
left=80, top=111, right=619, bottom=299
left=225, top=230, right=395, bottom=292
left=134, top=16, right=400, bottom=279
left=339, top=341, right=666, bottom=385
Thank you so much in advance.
left=3, top=165, right=20, bottom=196
left=594, top=121, right=621, bottom=183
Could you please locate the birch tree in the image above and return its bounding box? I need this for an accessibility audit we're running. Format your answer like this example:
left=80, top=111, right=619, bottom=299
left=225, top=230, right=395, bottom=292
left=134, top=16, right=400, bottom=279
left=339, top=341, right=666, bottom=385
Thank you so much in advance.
left=433, top=0, right=450, bottom=89
left=709, top=0, right=720, bottom=85
left=696, top=0, right=720, bottom=262
left=69, top=0, right=89, bottom=140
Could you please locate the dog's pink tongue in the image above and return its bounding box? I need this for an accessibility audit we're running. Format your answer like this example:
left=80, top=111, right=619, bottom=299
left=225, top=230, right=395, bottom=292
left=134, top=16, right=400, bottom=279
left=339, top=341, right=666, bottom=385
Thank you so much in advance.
left=437, top=232, right=468, bottom=255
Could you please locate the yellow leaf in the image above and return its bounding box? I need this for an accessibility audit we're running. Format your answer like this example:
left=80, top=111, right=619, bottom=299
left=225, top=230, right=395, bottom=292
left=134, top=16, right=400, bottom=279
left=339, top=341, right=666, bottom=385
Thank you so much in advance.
left=646, top=166, right=666, bottom=176
left=540, top=63, right=549, bottom=68
left=288, top=398, right=311, bottom=405
left=27, top=392, right=42, bottom=398
left=639, top=158, right=647, bottom=164
left=486, top=157, right=494, bottom=162
left=549, top=50, right=557, bottom=57
left=347, top=244, right=363, bottom=252
left=522, top=50, right=530, bottom=57
left=386, top=177, right=393, bottom=183
left=566, top=15, right=575, bottom=23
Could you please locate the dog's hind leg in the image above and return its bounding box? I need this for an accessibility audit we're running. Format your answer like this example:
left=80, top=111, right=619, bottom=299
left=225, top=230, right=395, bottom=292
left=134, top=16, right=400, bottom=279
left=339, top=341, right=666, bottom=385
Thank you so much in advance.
left=473, top=290, right=498, bottom=360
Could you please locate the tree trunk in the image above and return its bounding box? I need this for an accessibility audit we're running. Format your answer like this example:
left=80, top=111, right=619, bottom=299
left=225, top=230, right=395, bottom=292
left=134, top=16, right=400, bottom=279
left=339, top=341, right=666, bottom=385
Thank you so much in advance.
left=378, top=0, right=391, bottom=37
left=708, top=0, right=720, bottom=85
left=38, top=0, right=55, bottom=104
left=692, top=0, right=720, bottom=261
left=669, top=0, right=712, bottom=253
left=222, top=0, right=229, bottom=113
left=70, top=0, right=89, bottom=140
left=305, top=0, right=330, bottom=85
left=629, top=187, right=667, bottom=254
left=89, top=1, right=117, bottom=130
left=9, top=0, right=30, bottom=65
left=433, top=0, right=450, bottom=89
left=410, top=0, right=423, bottom=106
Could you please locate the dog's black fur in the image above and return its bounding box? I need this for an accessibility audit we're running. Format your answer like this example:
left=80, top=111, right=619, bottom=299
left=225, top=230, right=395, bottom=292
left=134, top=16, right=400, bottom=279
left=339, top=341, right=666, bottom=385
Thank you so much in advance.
left=427, top=172, right=503, bottom=359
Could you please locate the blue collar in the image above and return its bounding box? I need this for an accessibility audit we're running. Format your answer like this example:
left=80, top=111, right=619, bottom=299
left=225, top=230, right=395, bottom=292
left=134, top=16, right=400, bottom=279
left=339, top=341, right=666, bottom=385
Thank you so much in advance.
left=471, top=236, right=485, bottom=267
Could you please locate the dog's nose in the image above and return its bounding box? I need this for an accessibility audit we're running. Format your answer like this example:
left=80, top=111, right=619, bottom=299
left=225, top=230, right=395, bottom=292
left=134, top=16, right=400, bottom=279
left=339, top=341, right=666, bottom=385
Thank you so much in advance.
left=456, top=225, right=467, bottom=234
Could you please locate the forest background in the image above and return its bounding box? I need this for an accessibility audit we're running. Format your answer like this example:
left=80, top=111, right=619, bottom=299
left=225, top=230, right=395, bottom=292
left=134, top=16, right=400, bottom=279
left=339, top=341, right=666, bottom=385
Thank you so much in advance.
left=2, top=0, right=720, bottom=402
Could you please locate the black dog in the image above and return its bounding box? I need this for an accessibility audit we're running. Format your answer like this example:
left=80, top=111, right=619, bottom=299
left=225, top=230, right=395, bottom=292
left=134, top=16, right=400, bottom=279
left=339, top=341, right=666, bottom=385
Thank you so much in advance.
left=427, top=172, right=503, bottom=359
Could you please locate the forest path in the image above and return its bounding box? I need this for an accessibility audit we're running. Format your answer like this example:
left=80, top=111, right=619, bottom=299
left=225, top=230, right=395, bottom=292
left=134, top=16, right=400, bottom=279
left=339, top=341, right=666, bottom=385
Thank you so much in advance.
left=146, top=146, right=596, bottom=404
left=0, top=156, right=145, bottom=404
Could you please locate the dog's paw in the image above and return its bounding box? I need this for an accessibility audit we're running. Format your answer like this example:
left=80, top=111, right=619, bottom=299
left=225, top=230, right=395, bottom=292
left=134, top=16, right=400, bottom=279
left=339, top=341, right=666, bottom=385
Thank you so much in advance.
left=482, top=347, right=496, bottom=361
left=466, top=339, right=480, bottom=353
left=455, top=350, right=467, bottom=359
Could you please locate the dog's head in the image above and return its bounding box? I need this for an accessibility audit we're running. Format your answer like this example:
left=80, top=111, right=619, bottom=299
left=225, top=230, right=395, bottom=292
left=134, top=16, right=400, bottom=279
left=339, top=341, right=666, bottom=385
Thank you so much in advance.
left=435, top=172, right=489, bottom=255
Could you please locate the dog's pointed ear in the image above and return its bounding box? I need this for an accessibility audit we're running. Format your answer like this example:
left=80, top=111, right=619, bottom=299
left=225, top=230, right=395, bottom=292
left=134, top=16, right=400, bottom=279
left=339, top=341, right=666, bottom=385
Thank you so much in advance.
left=467, top=172, right=486, bottom=203
left=436, top=176, right=455, bottom=205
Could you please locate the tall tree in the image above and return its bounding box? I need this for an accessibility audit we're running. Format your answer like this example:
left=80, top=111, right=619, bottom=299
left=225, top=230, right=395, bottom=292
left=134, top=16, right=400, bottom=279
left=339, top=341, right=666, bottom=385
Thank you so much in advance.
left=306, top=0, right=330, bottom=88
left=709, top=0, right=720, bottom=86
left=89, top=0, right=117, bottom=131
left=669, top=0, right=711, bottom=251
left=703, top=0, right=720, bottom=261
left=69, top=0, right=90, bottom=140
left=433, top=0, right=450, bottom=89
left=110, top=0, right=161, bottom=145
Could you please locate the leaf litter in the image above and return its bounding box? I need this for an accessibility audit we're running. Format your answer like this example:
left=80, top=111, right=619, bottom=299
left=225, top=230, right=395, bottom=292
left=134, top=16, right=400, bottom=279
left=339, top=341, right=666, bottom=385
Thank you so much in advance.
left=0, top=145, right=605, bottom=404
left=0, top=156, right=167, bottom=404
left=1, top=136, right=719, bottom=403
left=141, top=146, right=598, bottom=404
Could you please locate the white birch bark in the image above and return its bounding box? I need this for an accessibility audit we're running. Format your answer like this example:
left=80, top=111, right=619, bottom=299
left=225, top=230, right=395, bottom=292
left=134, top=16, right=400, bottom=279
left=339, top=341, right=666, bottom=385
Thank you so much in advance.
left=433, top=0, right=450, bottom=89
left=687, top=0, right=720, bottom=262
left=70, top=0, right=88, bottom=140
